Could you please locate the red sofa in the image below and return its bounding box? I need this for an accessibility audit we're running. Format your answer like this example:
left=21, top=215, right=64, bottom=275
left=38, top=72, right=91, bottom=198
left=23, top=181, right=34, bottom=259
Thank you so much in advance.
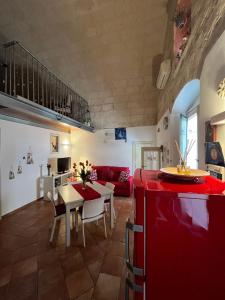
left=92, top=166, right=133, bottom=197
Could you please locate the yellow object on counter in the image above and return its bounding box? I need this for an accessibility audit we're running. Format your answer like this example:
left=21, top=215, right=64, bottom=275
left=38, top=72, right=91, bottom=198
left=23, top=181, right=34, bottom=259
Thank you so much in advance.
left=161, top=167, right=209, bottom=178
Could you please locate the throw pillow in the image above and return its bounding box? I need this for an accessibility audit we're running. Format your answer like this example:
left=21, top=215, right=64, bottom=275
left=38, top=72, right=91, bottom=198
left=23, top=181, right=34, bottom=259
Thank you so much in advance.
left=89, top=169, right=98, bottom=181
left=119, top=170, right=129, bottom=182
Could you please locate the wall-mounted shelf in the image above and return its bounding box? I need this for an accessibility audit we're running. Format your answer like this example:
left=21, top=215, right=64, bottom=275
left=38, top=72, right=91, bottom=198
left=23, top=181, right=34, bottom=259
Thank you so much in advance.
left=42, top=171, right=73, bottom=201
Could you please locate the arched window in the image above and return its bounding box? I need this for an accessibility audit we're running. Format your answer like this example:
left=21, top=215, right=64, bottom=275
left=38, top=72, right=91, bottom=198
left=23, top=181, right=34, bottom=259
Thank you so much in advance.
left=172, top=79, right=200, bottom=168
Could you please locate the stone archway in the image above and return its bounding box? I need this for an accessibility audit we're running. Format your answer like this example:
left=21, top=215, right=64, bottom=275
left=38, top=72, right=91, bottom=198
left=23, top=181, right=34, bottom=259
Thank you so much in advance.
left=169, top=79, right=200, bottom=166
left=171, top=79, right=200, bottom=115
left=158, top=0, right=225, bottom=122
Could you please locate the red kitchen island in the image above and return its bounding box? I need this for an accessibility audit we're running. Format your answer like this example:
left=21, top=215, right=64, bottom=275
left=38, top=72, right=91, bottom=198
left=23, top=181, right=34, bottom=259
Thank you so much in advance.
left=125, top=169, right=225, bottom=300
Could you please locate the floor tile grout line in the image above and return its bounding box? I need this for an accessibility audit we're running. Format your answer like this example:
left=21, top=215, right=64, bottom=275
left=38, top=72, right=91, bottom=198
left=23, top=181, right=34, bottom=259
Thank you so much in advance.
left=0, top=197, right=133, bottom=300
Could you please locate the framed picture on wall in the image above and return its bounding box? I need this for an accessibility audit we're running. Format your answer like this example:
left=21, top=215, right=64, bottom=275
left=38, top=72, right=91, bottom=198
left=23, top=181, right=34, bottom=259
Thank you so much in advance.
left=205, top=142, right=225, bottom=166
left=50, top=134, right=59, bottom=153
left=115, top=127, right=127, bottom=141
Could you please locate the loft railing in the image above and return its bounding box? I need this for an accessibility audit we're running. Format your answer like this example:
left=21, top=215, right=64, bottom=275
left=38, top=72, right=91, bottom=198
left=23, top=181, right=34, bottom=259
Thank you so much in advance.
left=0, top=41, right=92, bottom=128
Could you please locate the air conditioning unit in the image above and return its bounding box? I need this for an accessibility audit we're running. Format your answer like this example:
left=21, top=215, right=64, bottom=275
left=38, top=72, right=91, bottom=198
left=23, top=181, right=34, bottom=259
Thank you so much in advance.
left=156, top=59, right=171, bottom=90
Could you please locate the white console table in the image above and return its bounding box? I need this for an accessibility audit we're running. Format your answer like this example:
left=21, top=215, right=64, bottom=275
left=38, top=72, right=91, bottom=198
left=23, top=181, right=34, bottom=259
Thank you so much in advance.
left=43, top=171, right=73, bottom=200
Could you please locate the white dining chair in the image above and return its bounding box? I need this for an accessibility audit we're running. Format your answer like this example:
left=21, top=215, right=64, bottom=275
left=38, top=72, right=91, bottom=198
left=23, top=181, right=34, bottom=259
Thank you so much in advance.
left=78, top=197, right=107, bottom=247
left=49, top=196, right=76, bottom=242
left=104, top=182, right=116, bottom=220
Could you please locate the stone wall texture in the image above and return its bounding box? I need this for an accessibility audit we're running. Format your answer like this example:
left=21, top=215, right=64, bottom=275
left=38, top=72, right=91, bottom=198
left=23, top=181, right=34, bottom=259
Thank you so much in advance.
left=158, top=0, right=225, bottom=121
left=0, top=0, right=168, bottom=129
left=0, top=1, right=225, bottom=129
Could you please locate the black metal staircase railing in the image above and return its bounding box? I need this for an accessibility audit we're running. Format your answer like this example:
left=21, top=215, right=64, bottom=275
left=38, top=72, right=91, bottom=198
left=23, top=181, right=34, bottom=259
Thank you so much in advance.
left=0, top=41, right=93, bottom=129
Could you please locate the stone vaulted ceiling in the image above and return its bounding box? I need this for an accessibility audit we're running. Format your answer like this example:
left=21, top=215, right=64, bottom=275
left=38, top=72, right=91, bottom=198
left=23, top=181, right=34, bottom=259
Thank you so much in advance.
left=0, top=0, right=168, bottom=129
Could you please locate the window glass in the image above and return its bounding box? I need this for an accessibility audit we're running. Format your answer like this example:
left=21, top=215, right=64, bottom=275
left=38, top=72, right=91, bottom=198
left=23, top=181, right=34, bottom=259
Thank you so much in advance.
left=180, top=114, right=187, bottom=158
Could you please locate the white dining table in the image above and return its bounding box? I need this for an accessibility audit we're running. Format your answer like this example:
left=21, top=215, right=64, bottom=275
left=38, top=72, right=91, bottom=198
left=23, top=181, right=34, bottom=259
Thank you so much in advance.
left=58, top=181, right=114, bottom=247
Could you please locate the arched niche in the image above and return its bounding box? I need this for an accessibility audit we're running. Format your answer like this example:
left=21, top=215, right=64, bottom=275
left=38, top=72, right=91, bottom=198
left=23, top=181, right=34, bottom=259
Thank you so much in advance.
left=171, top=79, right=200, bottom=114
left=170, top=79, right=200, bottom=166
left=158, top=79, right=200, bottom=167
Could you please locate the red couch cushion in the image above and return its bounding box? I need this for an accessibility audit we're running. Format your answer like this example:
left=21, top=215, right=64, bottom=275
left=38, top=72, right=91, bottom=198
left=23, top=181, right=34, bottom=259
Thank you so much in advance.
left=111, top=180, right=130, bottom=190
left=110, top=166, right=130, bottom=181
left=93, top=166, right=130, bottom=181
left=93, top=166, right=132, bottom=197
left=93, top=166, right=111, bottom=181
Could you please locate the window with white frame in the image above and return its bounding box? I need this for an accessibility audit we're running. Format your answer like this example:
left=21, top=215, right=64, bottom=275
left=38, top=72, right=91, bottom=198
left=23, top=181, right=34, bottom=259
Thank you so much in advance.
left=180, top=105, right=198, bottom=169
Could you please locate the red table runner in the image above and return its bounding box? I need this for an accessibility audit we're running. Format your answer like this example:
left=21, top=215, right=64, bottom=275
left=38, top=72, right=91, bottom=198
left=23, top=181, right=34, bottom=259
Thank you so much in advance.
left=72, top=183, right=101, bottom=201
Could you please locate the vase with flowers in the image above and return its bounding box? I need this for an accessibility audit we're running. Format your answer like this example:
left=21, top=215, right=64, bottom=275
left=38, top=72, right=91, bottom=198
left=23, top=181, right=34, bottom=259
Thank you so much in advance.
left=72, top=162, right=78, bottom=177
left=73, top=160, right=92, bottom=189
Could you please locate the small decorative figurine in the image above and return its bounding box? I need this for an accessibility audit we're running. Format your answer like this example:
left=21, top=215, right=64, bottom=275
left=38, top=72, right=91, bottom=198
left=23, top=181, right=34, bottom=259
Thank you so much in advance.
left=27, top=146, right=34, bottom=164
left=17, top=161, right=22, bottom=174
left=9, top=166, right=15, bottom=180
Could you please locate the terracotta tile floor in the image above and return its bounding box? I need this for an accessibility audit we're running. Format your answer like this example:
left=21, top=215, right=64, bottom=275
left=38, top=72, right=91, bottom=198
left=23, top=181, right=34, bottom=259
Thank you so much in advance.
left=0, top=197, right=134, bottom=300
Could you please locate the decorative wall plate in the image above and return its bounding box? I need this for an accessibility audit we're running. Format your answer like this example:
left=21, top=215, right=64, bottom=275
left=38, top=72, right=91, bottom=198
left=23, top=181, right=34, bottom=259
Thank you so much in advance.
left=163, top=116, right=169, bottom=129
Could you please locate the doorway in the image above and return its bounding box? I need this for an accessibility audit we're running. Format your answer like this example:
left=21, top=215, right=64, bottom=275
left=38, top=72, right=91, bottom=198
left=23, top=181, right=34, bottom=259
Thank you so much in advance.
left=132, top=141, right=153, bottom=173
left=141, top=147, right=161, bottom=170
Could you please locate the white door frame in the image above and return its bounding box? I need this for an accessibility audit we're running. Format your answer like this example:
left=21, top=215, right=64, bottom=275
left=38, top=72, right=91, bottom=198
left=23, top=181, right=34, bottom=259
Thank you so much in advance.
left=141, top=146, right=162, bottom=170
left=132, top=141, right=154, bottom=174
